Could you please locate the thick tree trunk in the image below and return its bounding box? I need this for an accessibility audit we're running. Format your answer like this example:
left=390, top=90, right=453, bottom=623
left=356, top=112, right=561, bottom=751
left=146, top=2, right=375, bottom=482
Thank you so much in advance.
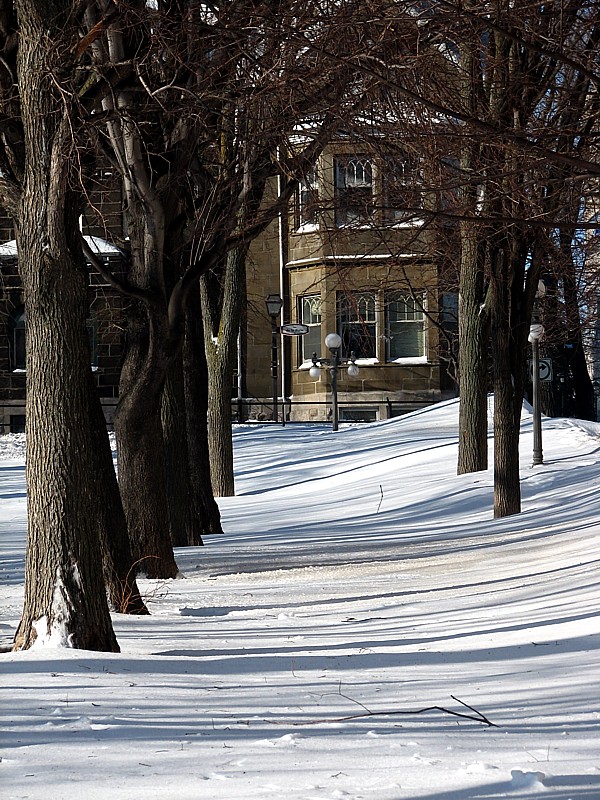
left=88, top=375, right=148, bottom=614
left=15, top=245, right=120, bottom=651
left=457, top=227, right=489, bottom=475
left=492, top=356, right=522, bottom=519
left=114, top=303, right=179, bottom=578
left=162, top=354, right=205, bottom=546
left=456, top=37, right=490, bottom=476
left=13, top=1, right=119, bottom=651
left=490, top=245, right=526, bottom=519
left=184, top=289, right=223, bottom=534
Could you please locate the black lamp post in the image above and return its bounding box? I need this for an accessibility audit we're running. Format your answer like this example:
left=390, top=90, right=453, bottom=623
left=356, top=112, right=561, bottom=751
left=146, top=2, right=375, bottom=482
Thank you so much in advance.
left=265, top=293, right=283, bottom=422
left=529, top=279, right=546, bottom=467
left=529, top=321, right=544, bottom=466
left=310, top=332, right=359, bottom=431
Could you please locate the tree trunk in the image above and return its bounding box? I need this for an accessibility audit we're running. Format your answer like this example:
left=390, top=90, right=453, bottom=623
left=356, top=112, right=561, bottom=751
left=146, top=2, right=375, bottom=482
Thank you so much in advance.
left=456, top=36, right=489, bottom=475
left=114, top=303, right=179, bottom=578
left=162, top=353, right=205, bottom=546
left=205, top=344, right=236, bottom=497
left=184, top=288, right=223, bottom=534
left=88, top=373, right=148, bottom=614
left=490, top=244, right=526, bottom=519
left=457, top=226, right=489, bottom=474
left=13, top=1, right=119, bottom=651
left=15, top=252, right=120, bottom=651
left=492, top=351, right=522, bottom=518
left=560, top=229, right=596, bottom=421
left=201, top=247, right=247, bottom=498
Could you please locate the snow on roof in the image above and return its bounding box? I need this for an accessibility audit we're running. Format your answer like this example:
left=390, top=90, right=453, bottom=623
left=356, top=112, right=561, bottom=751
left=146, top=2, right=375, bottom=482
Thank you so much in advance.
left=0, top=236, right=124, bottom=258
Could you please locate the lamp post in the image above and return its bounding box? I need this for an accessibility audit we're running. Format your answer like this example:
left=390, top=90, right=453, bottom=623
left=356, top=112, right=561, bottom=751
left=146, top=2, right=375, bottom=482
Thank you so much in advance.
left=529, top=321, right=544, bottom=466
left=309, top=332, right=359, bottom=431
left=265, top=293, right=283, bottom=423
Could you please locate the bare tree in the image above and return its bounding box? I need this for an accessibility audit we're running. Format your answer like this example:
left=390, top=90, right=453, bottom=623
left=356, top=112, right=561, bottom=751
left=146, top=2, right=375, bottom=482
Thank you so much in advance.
left=0, top=0, right=149, bottom=652
left=353, top=0, right=600, bottom=515
left=75, top=0, right=391, bottom=530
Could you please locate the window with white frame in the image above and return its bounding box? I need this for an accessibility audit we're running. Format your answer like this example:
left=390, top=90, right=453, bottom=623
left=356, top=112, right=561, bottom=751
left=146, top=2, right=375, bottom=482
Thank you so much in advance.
left=338, top=292, right=377, bottom=359
left=296, top=167, right=319, bottom=229
left=335, top=156, right=374, bottom=226
left=383, top=155, right=422, bottom=223
left=298, top=295, right=322, bottom=361
left=385, top=293, right=426, bottom=361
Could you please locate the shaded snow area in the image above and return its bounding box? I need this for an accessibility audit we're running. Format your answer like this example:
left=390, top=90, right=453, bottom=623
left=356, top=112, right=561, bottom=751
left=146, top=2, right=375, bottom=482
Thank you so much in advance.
left=1, top=398, right=599, bottom=799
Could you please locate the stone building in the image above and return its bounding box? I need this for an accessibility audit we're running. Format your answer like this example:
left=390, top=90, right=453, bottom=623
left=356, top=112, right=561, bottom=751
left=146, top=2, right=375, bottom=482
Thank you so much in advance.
left=0, top=172, right=128, bottom=433
left=0, top=143, right=454, bottom=431
left=243, top=142, right=455, bottom=422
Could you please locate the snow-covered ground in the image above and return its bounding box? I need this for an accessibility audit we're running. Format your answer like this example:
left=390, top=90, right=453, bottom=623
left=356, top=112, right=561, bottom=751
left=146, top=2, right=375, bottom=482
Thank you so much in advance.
left=1, top=398, right=599, bottom=799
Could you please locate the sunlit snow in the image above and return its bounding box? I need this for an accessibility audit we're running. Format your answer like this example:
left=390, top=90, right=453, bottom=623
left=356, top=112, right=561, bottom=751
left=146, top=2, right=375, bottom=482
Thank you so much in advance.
left=1, top=398, right=599, bottom=799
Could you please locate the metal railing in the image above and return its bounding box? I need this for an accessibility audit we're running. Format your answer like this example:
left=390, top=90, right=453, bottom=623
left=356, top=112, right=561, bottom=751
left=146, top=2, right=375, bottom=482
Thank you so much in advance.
left=231, top=396, right=434, bottom=424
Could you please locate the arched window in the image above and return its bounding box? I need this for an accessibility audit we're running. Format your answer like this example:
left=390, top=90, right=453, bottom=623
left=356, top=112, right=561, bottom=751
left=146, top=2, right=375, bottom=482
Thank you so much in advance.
left=8, top=306, right=98, bottom=370
left=9, top=306, right=26, bottom=370
left=335, top=156, right=375, bottom=226
left=337, top=292, right=377, bottom=358
left=385, top=293, right=426, bottom=361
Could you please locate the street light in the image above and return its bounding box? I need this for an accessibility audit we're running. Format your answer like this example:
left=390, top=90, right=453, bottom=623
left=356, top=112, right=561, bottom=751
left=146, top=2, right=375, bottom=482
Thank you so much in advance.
left=310, top=332, right=359, bottom=431
left=529, top=321, right=544, bottom=466
left=265, top=293, right=283, bottom=422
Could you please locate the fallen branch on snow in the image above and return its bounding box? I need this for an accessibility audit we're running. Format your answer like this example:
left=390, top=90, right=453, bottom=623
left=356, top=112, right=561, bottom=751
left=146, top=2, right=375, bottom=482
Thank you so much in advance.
left=272, top=694, right=496, bottom=728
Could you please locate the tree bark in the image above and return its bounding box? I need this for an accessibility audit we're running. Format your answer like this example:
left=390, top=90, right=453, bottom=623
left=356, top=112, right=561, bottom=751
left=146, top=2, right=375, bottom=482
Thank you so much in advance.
left=13, top=0, right=119, bottom=651
left=162, top=353, right=205, bottom=546
left=114, top=301, right=179, bottom=578
left=457, top=226, right=490, bottom=474
left=489, top=238, right=530, bottom=519
left=201, top=247, right=247, bottom=498
left=456, top=30, right=490, bottom=475
left=88, top=373, right=148, bottom=614
left=184, top=288, right=223, bottom=534
left=560, top=228, right=596, bottom=421
left=15, top=244, right=121, bottom=650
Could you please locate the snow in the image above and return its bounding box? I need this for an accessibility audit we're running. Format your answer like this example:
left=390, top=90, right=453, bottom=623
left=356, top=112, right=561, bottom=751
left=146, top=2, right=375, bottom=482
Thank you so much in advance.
left=1, top=398, right=599, bottom=799
left=0, top=235, right=122, bottom=258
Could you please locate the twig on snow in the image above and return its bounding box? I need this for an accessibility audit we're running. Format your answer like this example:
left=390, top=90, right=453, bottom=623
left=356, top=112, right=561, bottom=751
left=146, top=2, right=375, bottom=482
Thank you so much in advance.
left=376, top=484, right=384, bottom=514
left=271, top=694, right=496, bottom=728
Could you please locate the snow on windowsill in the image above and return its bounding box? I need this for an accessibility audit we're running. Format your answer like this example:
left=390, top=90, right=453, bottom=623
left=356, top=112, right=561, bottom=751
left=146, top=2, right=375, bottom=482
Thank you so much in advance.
left=387, top=356, right=429, bottom=365
left=294, top=223, right=319, bottom=234
left=354, top=358, right=379, bottom=366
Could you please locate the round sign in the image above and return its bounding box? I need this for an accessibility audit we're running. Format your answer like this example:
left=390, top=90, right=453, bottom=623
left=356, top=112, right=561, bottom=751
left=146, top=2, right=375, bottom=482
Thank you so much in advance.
left=538, top=359, right=552, bottom=381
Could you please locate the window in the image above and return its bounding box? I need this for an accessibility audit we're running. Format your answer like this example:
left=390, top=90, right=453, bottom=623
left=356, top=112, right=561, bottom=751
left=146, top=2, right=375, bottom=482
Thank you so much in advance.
left=296, top=167, right=319, bottom=229
left=8, top=307, right=98, bottom=369
left=335, top=156, right=374, bottom=226
left=87, top=315, right=98, bottom=368
left=441, top=292, right=458, bottom=327
left=299, top=295, right=322, bottom=361
left=10, top=415, right=25, bottom=433
left=339, top=408, right=378, bottom=423
left=338, top=292, right=376, bottom=359
left=9, top=307, right=26, bottom=370
left=383, top=155, right=422, bottom=223
left=386, top=294, right=426, bottom=361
